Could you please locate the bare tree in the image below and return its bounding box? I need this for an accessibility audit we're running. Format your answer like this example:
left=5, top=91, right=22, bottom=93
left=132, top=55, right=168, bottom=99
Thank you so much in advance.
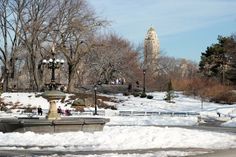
left=16, top=0, right=55, bottom=91
left=0, top=0, right=24, bottom=91
left=85, top=33, right=140, bottom=85
left=0, top=0, right=108, bottom=92
left=49, top=0, right=107, bottom=92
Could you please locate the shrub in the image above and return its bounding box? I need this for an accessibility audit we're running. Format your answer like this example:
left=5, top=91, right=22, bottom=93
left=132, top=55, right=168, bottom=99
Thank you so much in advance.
left=210, top=90, right=236, bottom=105
left=72, top=99, right=85, bottom=107
left=164, top=80, right=175, bottom=103
left=123, top=92, right=130, bottom=96
left=147, top=95, right=153, bottom=99
left=140, top=93, right=147, bottom=98
left=182, top=77, right=235, bottom=104
left=132, top=92, right=140, bottom=97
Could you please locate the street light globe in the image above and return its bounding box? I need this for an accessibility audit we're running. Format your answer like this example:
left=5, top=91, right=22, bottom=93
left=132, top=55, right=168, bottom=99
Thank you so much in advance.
left=49, top=58, right=53, bottom=63
left=94, top=86, right=97, bottom=91
left=42, top=59, right=47, bottom=64
left=60, top=59, right=65, bottom=64
left=55, top=59, right=60, bottom=63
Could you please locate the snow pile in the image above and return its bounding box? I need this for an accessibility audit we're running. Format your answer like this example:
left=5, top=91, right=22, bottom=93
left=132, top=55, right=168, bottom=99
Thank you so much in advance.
left=0, top=126, right=236, bottom=151
left=46, top=151, right=206, bottom=157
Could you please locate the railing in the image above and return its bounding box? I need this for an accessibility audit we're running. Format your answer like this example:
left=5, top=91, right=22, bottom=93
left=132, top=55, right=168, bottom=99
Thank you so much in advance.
left=71, top=110, right=199, bottom=117
left=118, top=111, right=199, bottom=117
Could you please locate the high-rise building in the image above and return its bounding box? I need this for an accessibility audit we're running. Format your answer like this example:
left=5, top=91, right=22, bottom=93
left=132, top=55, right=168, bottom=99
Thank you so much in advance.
left=144, top=27, right=160, bottom=70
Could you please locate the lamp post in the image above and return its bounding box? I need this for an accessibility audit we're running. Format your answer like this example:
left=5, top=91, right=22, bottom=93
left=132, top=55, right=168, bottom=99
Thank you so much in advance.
left=143, top=68, right=146, bottom=94
left=94, top=85, right=98, bottom=115
left=41, top=44, right=65, bottom=120
left=42, top=44, right=64, bottom=90
left=5, top=68, right=9, bottom=92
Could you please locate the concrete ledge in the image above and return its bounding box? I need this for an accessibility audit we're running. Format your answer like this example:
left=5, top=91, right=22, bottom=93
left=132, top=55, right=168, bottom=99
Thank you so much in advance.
left=0, top=117, right=110, bottom=133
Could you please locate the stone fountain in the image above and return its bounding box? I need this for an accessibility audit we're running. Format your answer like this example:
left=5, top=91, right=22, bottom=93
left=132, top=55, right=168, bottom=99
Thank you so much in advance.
left=42, top=90, right=66, bottom=120
left=0, top=45, right=109, bottom=133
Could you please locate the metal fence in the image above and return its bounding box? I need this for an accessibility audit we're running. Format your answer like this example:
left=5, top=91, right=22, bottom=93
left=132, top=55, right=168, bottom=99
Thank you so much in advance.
left=118, top=111, right=199, bottom=117
left=71, top=110, right=199, bottom=117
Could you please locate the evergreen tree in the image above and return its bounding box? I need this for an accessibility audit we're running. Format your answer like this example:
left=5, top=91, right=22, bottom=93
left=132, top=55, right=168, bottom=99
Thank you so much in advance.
left=164, top=80, right=175, bottom=103
left=199, top=35, right=236, bottom=85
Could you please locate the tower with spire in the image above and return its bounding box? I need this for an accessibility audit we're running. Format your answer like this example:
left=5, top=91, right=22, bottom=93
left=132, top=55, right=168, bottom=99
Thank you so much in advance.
left=144, top=27, right=160, bottom=71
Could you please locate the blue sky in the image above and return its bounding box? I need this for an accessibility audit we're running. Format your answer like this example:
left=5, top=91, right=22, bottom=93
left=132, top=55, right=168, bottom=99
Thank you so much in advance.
left=87, top=0, right=236, bottom=62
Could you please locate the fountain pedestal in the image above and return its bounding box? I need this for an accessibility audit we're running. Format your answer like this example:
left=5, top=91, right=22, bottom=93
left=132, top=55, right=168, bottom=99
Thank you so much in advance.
left=47, top=100, right=60, bottom=120
left=41, top=90, right=66, bottom=120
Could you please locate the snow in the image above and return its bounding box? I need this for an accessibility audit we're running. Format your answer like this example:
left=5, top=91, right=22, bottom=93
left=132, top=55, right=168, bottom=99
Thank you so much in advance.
left=2, top=91, right=235, bottom=116
left=0, top=91, right=236, bottom=156
left=114, top=92, right=226, bottom=113
left=44, top=151, right=207, bottom=157
left=1, top=92, right=49, bottom=109
left=1, top=91, right=236, bottom=127
left=222, top=119, right=236, bottom=127
left=107, top=116, right=198, bottom=126
left=0, top=126, right=236, bottom=151
left=1, top=92, right=73, bottom=111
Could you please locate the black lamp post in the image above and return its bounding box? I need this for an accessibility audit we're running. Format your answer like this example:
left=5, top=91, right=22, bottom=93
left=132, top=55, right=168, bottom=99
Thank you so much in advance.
left=94, top=85, right=98, bottom=115
left=143, top=69, right=146, bottom=94
left=5, top=68, right=9, bottom=92
left=42, top=44, right=64, bottom=90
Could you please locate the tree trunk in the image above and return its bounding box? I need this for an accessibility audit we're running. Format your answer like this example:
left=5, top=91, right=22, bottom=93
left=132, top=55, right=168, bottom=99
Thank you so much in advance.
left=67, top=63, right=77, bottom=92
left=32, top=59, right=39, bottom=91
left=2, top=67, right=9, bottom=92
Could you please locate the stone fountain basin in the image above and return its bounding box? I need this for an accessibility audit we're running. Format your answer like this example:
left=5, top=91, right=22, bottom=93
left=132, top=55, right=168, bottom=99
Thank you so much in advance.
left=0, top=117, right=110, bottom=133
left=41, top=90, right=66, bottom=100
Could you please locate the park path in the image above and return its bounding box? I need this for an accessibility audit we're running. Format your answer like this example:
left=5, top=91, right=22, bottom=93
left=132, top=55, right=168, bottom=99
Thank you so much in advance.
left=0, top=148, right=216, bottom=156
left=194, top=148, right=236, bottom=157
left=1, top=148, right=236, bottom=157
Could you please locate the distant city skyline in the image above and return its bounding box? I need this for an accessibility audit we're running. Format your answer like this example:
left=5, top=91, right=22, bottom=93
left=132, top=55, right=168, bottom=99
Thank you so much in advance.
left=87, top=0, right=236, bottom=62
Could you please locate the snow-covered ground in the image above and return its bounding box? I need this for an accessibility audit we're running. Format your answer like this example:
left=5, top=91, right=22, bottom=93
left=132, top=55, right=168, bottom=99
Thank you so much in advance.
left=105, top=92, right=236, bottom=127
left=112, top=92, right=236, bottom=114
left=0, top=92, right=236, bottom=157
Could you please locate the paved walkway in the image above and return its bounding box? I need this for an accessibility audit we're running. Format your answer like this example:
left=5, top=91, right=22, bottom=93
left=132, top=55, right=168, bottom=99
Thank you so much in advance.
left=1, top=148, right=236, bottom=157
left=194, top=149, right=236, bottom=157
